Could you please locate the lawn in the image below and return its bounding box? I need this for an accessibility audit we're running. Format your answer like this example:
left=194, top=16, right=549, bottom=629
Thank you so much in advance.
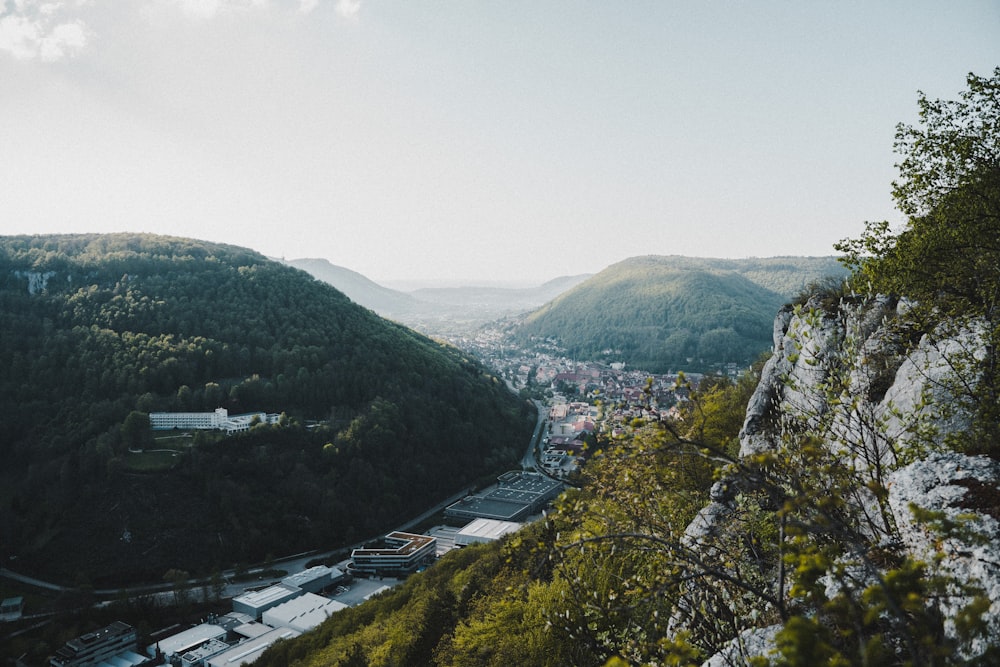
left=124, top=448, right=182, bottom=472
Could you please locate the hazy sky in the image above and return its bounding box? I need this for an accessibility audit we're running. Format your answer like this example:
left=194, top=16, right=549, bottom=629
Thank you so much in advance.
left=2, top=1, right=998, bottom=284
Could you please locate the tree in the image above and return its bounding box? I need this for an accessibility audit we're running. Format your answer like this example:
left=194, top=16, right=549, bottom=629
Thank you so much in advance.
left=121, top=411, right=151, bottom=452
left=837, top=67, right=1000, bottom=317
left=837, top=67, right=1000, bottom=453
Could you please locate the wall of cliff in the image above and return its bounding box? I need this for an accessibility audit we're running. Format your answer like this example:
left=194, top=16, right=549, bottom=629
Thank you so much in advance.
left=685, top=294, right=1000, bottom=665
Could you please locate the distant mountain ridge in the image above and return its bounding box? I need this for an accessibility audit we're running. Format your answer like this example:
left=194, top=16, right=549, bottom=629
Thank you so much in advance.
left=514, top=255, right=847, bottom=372
left=283, top=257, right=590, bottom=334
left=281, top=257, right=424, bottom=315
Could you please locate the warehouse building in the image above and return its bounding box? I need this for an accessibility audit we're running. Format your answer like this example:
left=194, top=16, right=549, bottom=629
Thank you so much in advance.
left=455, top=518, right=522, bottom=546
left=205, top=628, right=300, bottom=667
left=445, top=471, right=563, bottom=521
left=232, top=584, right=303, bottom=620
left=179, top=639, right=230, bottom=667
left=146, top=623, right=225, bottom=660
left=261, top=593, right=348, bottom=633
left=280, top=565, right=345, bottom=594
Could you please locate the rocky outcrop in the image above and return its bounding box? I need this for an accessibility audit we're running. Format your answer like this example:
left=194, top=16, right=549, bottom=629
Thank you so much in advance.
left=692, top=295, right=1000, bottom=665
left=889, top=453, right=1000, bottom=660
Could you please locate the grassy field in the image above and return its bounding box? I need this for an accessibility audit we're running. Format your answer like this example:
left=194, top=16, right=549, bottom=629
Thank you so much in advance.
left=124, top=449, right=183, bottom=472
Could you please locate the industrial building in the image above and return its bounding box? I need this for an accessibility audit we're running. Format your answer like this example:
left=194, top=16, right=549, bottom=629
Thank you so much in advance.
left=147, top=623, right=225, bottom=660
left=232, top=584, right=304, bottom=620
left=51, top=621, right=142, bottom=667
left=280, top=565, right=346, bottom=594
left=445, top=471, right=563, bottom=521
left=205, top=628, right=300, bottom=667
left=261, top=593, right=348, bottom=633
left=455, top=518, right=522, bottom=546
left=179, top=639, right=230, bottom=667
left=350, top=532, right=437, bottom=576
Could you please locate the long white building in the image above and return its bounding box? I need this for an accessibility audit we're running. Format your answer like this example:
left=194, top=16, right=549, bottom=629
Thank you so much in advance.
left=149, top=408, right=279, bottom=434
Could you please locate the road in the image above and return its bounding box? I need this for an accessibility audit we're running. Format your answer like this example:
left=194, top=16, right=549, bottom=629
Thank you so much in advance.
left=2, top=402, right=544, bottom=605
left=521, top=399, right=546, bottom=471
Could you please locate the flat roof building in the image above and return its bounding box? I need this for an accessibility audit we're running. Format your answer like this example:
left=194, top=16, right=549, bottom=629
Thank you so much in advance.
left=95, top=651, right=147, bottom=667
left=280, top=565, right=344, bottom=594
left=52, top=621, right=138, bottom=667
left=350, top=532, right=437, bottom=576
left=445, top=471, right=563, bottom=521
left=205, top=628, right=300, bottom=667
left=180, top=639, right=230, bottom=667
left=0, top=596, right=24, bottom=622
left=232, top=584, right=303, bottom=620
left=147, top=624, right=226, bottom=660
left=149, top=409, right=279, bottom=434
left=261, top=593, right=347, bottom=633
left=455, top=518, right=522, bottom=546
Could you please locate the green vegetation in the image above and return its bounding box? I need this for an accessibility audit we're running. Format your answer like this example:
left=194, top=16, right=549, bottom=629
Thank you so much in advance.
left=516, top=256, right=846, bottom=372
left=250, top=374, right=755, bottom=667
left=0, top=233, right=535, bottom=585
left=837, top=66, right=1000, bottom=455
left=254, top=70, right=1000, bottom=666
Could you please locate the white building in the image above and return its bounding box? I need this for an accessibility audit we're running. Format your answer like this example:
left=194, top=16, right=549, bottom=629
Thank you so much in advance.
left=147, top=623, right=226, bottom=660
left=206, top=628, right=300, bottom=667
left=180, top=639, right=230, bottom=667
left=261, top=593, right=347, bottom=633
left=52, top=622, right=138, bottom=667
left=280, top=566, right=345, bottom=594
left=455, top=518, right=522, bottom=546
left=149, top=408, right=279, bottom=434
left=232, top=584, right=303, bottom=620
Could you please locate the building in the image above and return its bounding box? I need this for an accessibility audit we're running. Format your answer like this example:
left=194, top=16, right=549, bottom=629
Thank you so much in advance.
left=0, top=596, right=24, bottom=622
left=51, top=621, right=138, bottom=667
left=149, top=408, right=279, bottom=434
left=205, top=628, right=300, bottom=667
left=455, top=518, right=522, bottom=546
left=147, top=623, right=226, bottom=660
left=280, top=565, right=346, bottom=594
left=232, top=584, right=304, bottom=620
left=350, top=532, right=437, bottom=576
left=261, top=593, right=347, bottom=633
left=179, top=639, right=230, bottom=667
left=445, top=471, right=563, bottom=521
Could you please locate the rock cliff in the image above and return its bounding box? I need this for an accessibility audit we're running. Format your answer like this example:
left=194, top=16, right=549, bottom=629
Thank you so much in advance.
left=687, top=295, right=1000, bottom=665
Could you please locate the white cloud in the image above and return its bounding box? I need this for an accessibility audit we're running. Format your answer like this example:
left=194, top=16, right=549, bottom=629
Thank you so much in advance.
left=299, top=0, right=319, bottom=15
left=172, top=0, right=270, bottom=20
left=0, top=2, right=90, bottom=61
left=39, top=19, right=87, bottom=60
left=335, top=0, right=359, bottom=20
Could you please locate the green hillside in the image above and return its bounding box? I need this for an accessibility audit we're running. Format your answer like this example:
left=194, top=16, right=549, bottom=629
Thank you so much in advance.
left=0, top=234, right=534, bottom=585
left=516, top=255, right=846, bottom=372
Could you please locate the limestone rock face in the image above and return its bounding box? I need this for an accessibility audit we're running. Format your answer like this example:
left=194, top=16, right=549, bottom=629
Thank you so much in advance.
left=738, top=296, right=978, bottom=468
left=692, top=295, right=999, bottom=664
left=699, top=625, right=781, bottom=667
left=889, top=453, right=1000, bottom=659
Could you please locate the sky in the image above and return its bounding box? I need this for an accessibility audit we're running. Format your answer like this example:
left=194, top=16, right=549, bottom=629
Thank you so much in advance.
left=2, top=1, right=998, bottom=285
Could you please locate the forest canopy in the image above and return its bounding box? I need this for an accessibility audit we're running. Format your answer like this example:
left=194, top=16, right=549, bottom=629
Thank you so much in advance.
left=0, top=233, right=535, bottom=584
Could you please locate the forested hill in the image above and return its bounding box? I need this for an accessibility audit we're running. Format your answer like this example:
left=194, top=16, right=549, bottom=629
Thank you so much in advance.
left=514, top=255, right=847, bottom=372
left=0, top=234, right=535, bottom=585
